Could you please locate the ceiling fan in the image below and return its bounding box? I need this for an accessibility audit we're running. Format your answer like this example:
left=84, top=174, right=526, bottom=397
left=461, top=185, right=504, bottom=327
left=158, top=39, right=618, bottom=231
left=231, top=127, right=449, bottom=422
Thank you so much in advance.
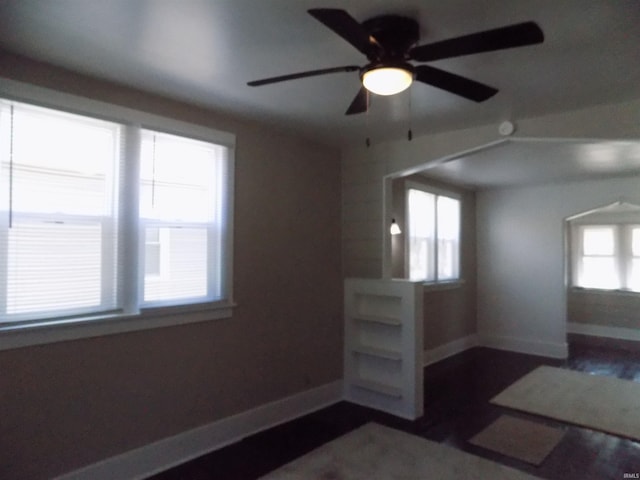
left=247, top=8, right=544, bottom=115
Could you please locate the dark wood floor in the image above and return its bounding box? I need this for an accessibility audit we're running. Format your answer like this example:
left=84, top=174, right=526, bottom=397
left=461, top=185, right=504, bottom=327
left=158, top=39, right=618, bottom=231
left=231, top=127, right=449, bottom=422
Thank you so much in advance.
left=148, top=338, right=640, bottom=480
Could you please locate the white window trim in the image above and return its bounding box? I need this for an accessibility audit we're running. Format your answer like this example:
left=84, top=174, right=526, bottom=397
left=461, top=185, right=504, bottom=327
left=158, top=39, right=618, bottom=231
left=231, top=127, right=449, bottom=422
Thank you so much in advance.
left=0, top=78, right=236, bottom=351
left=404, top=181, right=462, bottom=285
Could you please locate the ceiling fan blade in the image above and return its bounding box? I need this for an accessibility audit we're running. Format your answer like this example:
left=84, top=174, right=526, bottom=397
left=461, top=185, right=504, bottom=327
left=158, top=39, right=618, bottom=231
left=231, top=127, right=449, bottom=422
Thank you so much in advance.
left=308, top=8, right=379, bottom=58
left=247, top=65, right=359, bottom=86
left=410, top=22, right=544, bottom=62
left=415, top=65, right=498, bottom=102
left=345, top=86, right=369, bottom=115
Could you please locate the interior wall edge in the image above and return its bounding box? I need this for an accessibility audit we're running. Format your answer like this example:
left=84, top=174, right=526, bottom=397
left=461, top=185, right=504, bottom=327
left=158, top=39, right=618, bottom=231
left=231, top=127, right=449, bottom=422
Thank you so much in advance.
left=478, top=334, right=569, bottom=359
left=423, top=334, right=480, bottom=367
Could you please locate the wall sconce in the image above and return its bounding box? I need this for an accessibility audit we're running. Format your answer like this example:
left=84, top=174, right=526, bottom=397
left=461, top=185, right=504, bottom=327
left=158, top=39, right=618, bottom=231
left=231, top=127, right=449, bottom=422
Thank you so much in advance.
left=390, top=218, right=402, bottom=235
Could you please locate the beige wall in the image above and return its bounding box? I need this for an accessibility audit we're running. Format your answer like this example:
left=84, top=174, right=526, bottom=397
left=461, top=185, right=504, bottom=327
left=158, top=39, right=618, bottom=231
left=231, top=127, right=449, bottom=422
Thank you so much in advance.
left=390, top=175, right=477, bottom=349
left=0, top=51, right=343, bottom=480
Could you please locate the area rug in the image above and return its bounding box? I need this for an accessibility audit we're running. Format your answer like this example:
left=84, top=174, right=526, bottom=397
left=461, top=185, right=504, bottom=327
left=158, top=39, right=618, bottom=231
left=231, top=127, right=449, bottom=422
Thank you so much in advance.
left=491, top=366, right=640, bottom=441
left=469, top=415, right=565, bottom=465
left=259, top=423, right=542, bottom=479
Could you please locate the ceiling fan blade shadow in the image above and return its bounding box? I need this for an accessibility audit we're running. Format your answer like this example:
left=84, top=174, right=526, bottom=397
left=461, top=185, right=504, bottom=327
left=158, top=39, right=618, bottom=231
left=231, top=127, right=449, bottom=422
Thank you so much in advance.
left=415, top=65, right=498, bottom=102
left=345, top=86, right=369, bottom=115
left=410, top=22, right=544, bottom=62
left=247, top=65, right=359, bottom=86
left=308, top=8, right=380, bottom=58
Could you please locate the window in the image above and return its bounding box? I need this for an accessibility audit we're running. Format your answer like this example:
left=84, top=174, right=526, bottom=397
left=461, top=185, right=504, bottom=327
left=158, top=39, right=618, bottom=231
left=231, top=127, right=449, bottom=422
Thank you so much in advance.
left=139, top=129, right=228, bottom=306
left=573, top=224, right=640, bottom=292
left=0, top=97, right=233, bottom=327
left=406, top=185, right=460, bottom=282
left=0, top=102, right=120, bottom=321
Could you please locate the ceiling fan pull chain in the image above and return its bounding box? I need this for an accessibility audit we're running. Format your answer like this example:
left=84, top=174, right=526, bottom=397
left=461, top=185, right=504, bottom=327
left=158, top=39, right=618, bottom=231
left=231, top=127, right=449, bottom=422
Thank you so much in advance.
left=365, top=90, right=371, bottom=148
left=407, top=89, right=413, bottom=141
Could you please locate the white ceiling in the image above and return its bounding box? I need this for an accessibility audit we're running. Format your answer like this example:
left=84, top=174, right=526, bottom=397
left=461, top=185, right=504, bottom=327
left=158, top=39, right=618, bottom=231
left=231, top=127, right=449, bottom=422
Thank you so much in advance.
left=1, top=0, right=639, bottom=147
left=418, top=139, right=640, bottom=190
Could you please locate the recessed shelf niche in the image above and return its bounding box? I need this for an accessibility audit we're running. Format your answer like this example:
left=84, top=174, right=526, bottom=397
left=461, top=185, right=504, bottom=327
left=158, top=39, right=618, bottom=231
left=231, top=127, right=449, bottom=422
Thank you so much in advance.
left=344, top=279, right=423, bottom=419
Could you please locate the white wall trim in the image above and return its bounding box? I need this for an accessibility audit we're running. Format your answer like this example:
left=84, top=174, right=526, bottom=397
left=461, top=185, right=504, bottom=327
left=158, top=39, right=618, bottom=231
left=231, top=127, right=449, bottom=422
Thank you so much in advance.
left=568, top=322, right=640, bottom=342
left=423, top=334, right=479, bottom=367
left=54, top=380, right=343, bottom=480
left=479, top=334, right=568, bottom=359
left=0, top=304, right=236, bottom=352
left=0, top=77, right=236, bottom=146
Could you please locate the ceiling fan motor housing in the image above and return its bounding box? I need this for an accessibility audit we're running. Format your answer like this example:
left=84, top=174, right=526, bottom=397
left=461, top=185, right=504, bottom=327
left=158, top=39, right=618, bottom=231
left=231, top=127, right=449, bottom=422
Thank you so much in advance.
left=361, top=15, right=420, bottom=61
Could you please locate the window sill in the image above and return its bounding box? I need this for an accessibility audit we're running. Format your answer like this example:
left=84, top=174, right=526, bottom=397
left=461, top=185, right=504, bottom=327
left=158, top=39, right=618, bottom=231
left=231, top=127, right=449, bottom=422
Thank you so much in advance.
left=0, top=301, right=236, bottom=352
left=422, top=279, right=465, bottom=292
left=569, top=287, right=639, bottom=297
left=390, top=279, right=465, bottom=291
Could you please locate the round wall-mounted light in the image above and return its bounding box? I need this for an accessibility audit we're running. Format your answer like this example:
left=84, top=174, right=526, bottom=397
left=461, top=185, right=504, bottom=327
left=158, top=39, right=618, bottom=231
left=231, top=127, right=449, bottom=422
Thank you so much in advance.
left=362, top=66, right=414, bottom=96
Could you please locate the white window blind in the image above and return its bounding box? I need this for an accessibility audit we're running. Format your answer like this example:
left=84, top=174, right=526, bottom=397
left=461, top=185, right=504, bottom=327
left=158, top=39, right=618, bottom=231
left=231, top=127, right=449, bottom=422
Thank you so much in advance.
left=578, top=226, right=618, bottom=289
left=406, top=186, right=460, bottom=283
left=139, top=129, right=227, bottom=306
left=0, top=101, right=120, bottom=321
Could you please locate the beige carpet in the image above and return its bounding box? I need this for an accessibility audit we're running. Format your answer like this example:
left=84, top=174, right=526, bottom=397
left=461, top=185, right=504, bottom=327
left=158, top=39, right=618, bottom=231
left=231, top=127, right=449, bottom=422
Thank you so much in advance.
left=492, top=366, right=640, bottom=441
left=469, top=415, right=565, bottom=465
left=260, top=423, right=542, bottom=479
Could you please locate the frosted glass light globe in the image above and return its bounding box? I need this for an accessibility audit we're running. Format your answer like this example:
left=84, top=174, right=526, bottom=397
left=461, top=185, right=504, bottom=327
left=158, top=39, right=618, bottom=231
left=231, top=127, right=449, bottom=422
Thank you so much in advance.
left=362, top=67, right=413, bottom=96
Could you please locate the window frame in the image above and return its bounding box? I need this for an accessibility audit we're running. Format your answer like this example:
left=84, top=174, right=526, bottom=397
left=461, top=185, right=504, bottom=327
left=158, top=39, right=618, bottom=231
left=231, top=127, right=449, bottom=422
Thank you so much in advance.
left=404, top=181, right=462, bottom=286
left=0, top=78, right=235, bottom=352
left=0, top=102, right=123, bottom=323
left=136, top=127, right=228, bottom=308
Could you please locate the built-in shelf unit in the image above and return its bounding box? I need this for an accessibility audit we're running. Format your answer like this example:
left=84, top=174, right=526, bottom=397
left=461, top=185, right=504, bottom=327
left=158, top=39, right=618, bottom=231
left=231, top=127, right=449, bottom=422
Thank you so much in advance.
left=344, top=279, right=424, bottom=419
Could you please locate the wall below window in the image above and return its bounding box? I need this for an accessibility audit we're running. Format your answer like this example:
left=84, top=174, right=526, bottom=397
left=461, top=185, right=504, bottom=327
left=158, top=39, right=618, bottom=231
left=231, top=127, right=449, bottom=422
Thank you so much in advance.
left=0, top=51, right=343, bottom=480
left=568, top=289, right=640, bottom=330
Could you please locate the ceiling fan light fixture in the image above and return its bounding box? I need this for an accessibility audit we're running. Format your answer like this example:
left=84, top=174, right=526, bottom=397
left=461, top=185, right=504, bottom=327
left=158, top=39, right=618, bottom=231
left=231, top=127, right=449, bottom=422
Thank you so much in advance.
left=362, top=65, right=413, bottom=96
left=248, top=10, right=545, bottom=114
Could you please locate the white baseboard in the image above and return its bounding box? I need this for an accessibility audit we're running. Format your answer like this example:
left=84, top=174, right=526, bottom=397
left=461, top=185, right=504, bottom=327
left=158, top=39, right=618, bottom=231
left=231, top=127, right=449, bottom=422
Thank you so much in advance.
left=54, top=380, right=343, bottom=480
left=479, top=334, right=568, bottom=359
left=423, top=334, right=479, bottom=367
left=568, top=322, right=640, bottom=342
